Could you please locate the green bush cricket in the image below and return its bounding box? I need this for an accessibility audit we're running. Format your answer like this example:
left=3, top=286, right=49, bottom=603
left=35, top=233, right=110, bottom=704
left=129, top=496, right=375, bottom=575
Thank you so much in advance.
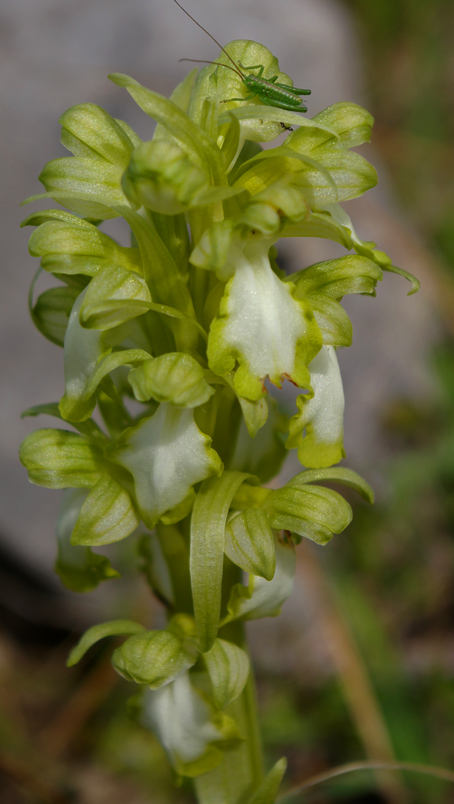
left=172, top=0, right=311, bottom=113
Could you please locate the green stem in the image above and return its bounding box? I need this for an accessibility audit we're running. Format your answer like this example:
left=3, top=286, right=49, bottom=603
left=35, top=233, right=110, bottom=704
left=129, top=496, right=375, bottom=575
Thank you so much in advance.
left=194, top=620, right=264, bottom=804
left=194, top=584, right=263, bottom=804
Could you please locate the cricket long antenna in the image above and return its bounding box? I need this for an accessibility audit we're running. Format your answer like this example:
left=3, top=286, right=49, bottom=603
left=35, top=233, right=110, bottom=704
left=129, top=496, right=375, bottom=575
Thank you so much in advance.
left=179, top=58, right=243, bottom=77
left=172, top=0, right=244, bottom=78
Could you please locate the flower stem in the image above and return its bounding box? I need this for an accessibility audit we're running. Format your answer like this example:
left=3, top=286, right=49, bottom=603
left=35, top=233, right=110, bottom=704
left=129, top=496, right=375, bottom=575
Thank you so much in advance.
left=195, top=622, right=264, bottom=804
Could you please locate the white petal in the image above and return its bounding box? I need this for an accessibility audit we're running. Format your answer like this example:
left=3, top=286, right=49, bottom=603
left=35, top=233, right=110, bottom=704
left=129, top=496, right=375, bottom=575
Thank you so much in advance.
left=303, top=345, right=344, bottom=446
left=60, top=288, right=107, bottom=418
left=113, top=404, right=221, bottom=527
left=141, top=673, right=221, bottom=765
left=226, top=536, right=296, bottom=621
left=287, top=344, right=345, bottom=468
left=223, top=246, right=306, bottom=382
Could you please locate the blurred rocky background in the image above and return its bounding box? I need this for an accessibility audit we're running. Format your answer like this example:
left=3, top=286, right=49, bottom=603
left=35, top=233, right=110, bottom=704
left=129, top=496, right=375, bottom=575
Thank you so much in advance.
left=1, top=0, right=454, bottom=802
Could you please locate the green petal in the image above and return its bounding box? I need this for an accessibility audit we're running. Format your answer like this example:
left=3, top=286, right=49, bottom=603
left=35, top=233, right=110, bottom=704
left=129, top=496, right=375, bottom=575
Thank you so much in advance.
left=20, top=429, right=105, bottom=488
left=54, top=489, right=120, bottom=592
left=109, top=404, right=223, bottom=529
left=311, top=102, right=374, bottom=149
left=217, top=104, right=334, bottom=142
left=129, top=352, right=215, bottom=408
left=79, top=263, right=151, bottom=330
left=307, top=293, right=352, bottom=347
left=286, top=466, right=374, bottom=504
left=71, top=475, right=139, bottom=546
left=39, top=157, right=128, bottom=211
left=81, top=349, right=151, bottom=401
left=292, top=254, right=383, bottom=298
left=59, top=287, right=109, bottom=422
left=224, top=535, right=296, bottom=623
left=67, top=618, right=145, bottom=666
left=307, top=147, right=377, bottom=203
left=225, top=508, right=276, bottom=580
left=112, top=630, right=197, bottom=687
left=287, top=346, right=345, bottom=468
left=203, top=638, right=250, bottom=709
left=59, top=103, right=139, bottom=165
left=21, top=402, right=106, bottom=444
left=266, top=483, right=352, bottom=545
left=30, top=283, right=79, bottom=347
left=108, top=73, right=225, bottom=183
left=28, top=215, right=142, bottom=278
left=229, top=398, right=288, bottom=484
left=123, top=139, right=209, bottom=214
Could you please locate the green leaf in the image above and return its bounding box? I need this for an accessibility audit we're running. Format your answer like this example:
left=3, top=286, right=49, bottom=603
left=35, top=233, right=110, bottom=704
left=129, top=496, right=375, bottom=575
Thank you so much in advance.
left=247, top=758, right=287, bottom=804
left=67, top=619, right=145, bottom=666
left=55, top=489, right=120, bottom=593
left=71, top=475, right=139, bottom=546
left=267, top=483, right=352, bottom=545
left=224, top=536, right=296, bottom=622
left=203, top=638, right=250, bottom=709
left=288, top=467, right=374, bottom=502
left=128, top=353, right=215, bottom=408
left=111, top=630, right=197, bottom=687
left=19, top=429, right=105, bottom=488
left=225, top=509, right=276, bottom=580
left=190, top=471, right=254, bottom=652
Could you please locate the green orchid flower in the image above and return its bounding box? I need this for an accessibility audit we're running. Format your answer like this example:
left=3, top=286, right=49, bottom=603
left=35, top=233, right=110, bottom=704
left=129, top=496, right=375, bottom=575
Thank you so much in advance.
left=19, top=38, right=418, bottom=801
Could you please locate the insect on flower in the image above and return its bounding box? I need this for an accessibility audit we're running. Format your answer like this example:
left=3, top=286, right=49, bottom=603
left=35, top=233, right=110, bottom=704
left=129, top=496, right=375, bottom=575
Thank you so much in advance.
left=172, top=0, right=311, bottom=113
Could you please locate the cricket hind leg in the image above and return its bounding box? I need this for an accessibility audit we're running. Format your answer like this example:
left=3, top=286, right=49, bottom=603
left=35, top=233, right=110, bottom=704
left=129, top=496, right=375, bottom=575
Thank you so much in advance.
left=221, top=92, right=257, bottom=103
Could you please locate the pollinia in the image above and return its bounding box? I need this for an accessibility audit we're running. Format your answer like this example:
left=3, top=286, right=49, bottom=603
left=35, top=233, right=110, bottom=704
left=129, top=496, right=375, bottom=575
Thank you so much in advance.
left=20, top=40, right=418, bottom=804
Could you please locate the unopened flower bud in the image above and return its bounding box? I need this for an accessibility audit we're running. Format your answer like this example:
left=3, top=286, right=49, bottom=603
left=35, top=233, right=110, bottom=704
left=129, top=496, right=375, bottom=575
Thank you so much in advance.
left=122, top=140, right=208, bottom=214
